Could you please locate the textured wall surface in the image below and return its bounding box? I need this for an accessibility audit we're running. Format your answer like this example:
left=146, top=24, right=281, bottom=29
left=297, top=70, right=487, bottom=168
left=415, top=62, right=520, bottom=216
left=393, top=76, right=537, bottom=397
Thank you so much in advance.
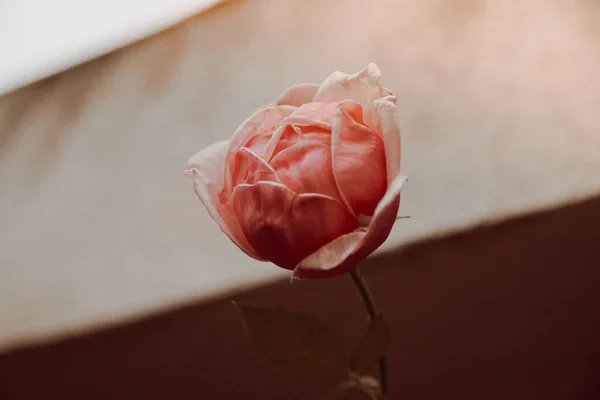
left=1, top=0, right=600, bottom=351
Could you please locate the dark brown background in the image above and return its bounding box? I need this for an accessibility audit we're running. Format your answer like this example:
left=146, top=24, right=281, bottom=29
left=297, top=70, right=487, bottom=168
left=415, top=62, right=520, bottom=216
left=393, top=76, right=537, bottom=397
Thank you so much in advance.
left=1, top=195, right=599, bottom=399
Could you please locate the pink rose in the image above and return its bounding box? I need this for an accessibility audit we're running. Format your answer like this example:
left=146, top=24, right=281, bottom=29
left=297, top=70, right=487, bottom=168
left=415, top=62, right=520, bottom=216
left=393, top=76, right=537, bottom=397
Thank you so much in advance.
left=185, top=64, right=405, bottom=279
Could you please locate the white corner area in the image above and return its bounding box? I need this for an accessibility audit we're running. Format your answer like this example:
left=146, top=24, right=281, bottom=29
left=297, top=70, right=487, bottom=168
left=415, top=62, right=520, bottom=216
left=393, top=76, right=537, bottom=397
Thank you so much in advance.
left=0, top=0, right=222, bottom=95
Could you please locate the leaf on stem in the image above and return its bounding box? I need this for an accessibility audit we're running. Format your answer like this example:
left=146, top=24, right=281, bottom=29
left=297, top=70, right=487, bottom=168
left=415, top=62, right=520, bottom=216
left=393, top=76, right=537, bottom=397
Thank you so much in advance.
left=323, top=377, right=380, bottom=400
left=235, top=302, right=349, bottom=379
left=322, top=380, right=360, bottom=400
left=350, top=313, right=391, bottom=376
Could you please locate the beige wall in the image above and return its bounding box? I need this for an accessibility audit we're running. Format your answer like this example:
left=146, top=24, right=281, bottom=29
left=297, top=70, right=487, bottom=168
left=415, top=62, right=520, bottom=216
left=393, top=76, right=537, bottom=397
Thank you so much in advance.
left=1, top=0, right=600, bottom=351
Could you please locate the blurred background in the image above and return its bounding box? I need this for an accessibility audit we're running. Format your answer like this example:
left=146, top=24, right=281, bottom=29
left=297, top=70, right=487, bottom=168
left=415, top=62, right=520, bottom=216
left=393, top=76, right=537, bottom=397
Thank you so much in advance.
left=1, top=0, right=599, bottom=398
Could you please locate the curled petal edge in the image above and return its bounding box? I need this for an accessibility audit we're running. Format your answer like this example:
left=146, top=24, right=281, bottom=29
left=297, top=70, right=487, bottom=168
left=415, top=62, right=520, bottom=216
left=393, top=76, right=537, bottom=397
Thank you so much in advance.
left=230, top=147, right=281, bottom=187
left=313, top=63, right=393, bottom=103
left=280, top=115, right=332, bottom=129
left=314, top=63, right=395, bottom=134
left=185, top=141, right=265, bottom=261
left=329, top=101, right=362, bottom=217
left=374, top=95, right=401, bottom=183
left=293, top=175, right=407, bottom=279
left=192, top=179, right=265, bottom=261
left=274, top=83, right=320, bottom=107
left=224, top=105, right=296, bottom=191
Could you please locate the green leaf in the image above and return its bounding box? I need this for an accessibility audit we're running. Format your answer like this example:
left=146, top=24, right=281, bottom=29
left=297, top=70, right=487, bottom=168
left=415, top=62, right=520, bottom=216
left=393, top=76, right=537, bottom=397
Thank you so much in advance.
left=350, top=314, right=391, bottom=376
left=235, top=303, right=348, bottom=379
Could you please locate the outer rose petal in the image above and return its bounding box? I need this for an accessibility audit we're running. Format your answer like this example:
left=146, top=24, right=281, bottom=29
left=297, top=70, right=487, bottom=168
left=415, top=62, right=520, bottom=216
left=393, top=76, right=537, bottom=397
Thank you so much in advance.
left=331, top=101, right=387, bottom=216
left=294, top=175, right=407, bottom=279
left=225, top=105, right=295, bottom=191
left=232, top=181, right=357, bottom=269
left=374, top=95, right=401, bottom=183
left=274, top=83, right=320, bottom=107
left=186, top=141, right=264, bottom=260
left=313, top=63, right=393, bottom=130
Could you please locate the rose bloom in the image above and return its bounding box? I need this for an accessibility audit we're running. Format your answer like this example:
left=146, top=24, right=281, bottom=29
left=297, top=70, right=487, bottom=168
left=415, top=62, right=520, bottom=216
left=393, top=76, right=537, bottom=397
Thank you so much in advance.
left=185, top=64, right=405, bottom=279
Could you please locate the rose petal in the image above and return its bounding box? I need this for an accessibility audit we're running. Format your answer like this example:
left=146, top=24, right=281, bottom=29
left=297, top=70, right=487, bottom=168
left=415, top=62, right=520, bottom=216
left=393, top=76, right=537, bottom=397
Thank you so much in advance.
left=187, top=141, right=229, bottom=189
left=232, top=181, right=357, bottom=269
left=230, top=147, right=280, bottom=188
left=296, top=125, right=332, bottom=147
left=374, top=95, right=401, bottom=183
left=293, top=231, right=367, bottom=279
left=274, top=83, right=320, bottom=107
left=266, top=102, right=338, bottom=163
left=227, top=105, right=296, bottom=155
left=294, top=175, right=407, bottom=279
left=331, top=102, right=387, bottom=216
left=313, top=63, right=393, bottom=130
left=263, top=125, right=300, bottom=162
left=269, top=140, right=342, bottom=202
left=281, top=102, right=337, bottom=128
left=186, top=141, right=264, bottom=260
left=225, top=105, right=295, bottom=191
left=314, top=63, right=388, bottom=103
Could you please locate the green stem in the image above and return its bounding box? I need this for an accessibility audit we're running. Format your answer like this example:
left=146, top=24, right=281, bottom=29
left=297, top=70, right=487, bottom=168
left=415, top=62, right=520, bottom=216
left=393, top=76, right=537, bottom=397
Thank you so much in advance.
left=349, top=267, right=388, bottom=399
